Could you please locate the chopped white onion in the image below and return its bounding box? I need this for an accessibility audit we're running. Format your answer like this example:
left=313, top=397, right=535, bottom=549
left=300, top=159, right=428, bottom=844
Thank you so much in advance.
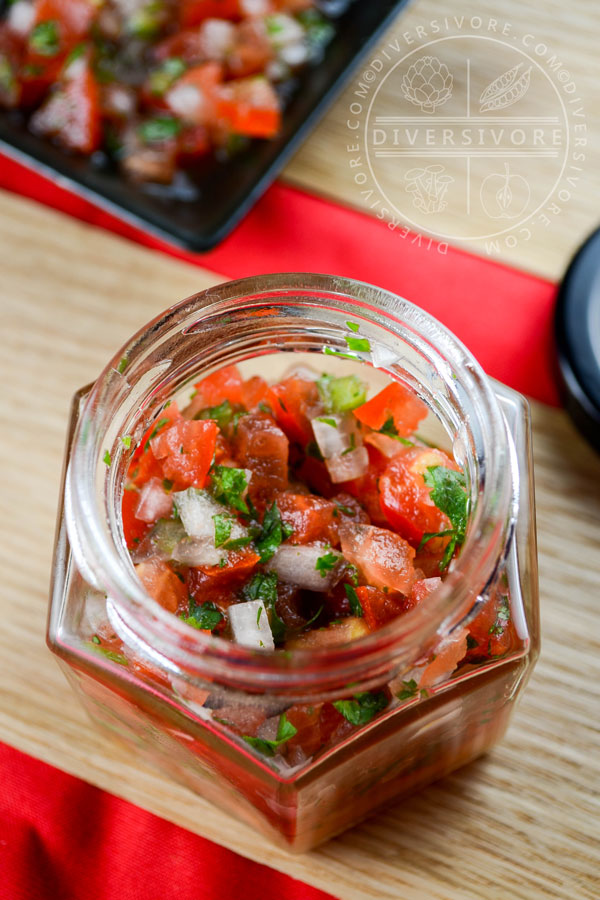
left=326, top=446, right=369, bottom=483
left=241, top=0, right=270, bottom=14
left=311, top=413, right=362, bottom=462
left=280, top=41, right=309, bottom=67
left=370, top=342, right=398, bottom=369
left=166, top=83, right=205, bottom=121
left=198, top=18, right=235, bottom=57
left=267, top=544, right=341, bottom=592
left=365, top=431, right=406, bottom=458
left=229, top=600, right=274, bottom=651
left=134, top=477, right=173, bottom=523
left=171, top=537, right=222, bottom=567
left=7, top=1, right=35, bottom=35
left=173, top=489, right=223, bottom=540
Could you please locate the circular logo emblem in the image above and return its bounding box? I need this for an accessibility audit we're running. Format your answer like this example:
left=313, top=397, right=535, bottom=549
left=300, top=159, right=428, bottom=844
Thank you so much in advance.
left=349, top=29, right=582, bottom=246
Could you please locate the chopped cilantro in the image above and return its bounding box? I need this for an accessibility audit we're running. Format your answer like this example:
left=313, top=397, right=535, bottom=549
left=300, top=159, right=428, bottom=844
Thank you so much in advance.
left=396, top=679, right=419, bottom=700
left=316, top=416, right=338, bottom=428
left=29, top=21, right=60, bottom=57
left=422, top=466, right=469, bottom=571
left=210, top=466, right=249, bottom=514
left=180, top=598, right=223, bottom=632
left=345, top=583, right=363, bottom=616
left=333, top=691, right=388, bottom=725
left=258, top=402, right=272, bottom=415
left=345, top=335, right=371, bottom=353
left=257, top=606, right=263, bottom=625
left=345, top=564, right=359, bottom=586
left=315, top=550, right=339, bottom=578
left=255, top=502, right=292, bottom=563
left=213, top=513, right=233, bottom=548
left=138, top=116, right=181, bottom=144
left=489, top=600, right=510, bottom=635
left=346, top=320, right=360, bottom=332
left=219, top=558, right=227, bottom=568
left=242, top=713, right=297, bottom=757
left=91, top=634, right=101, bottom=644
left=335, top=503, right=356, bottom=517
left=162, top=478, right=173, bottom=491
left=341, top=432, right=356, bottom=456
left=103, top=450, right=111, bottom=467
left=195, top=399, right=234, bottom=431
left=121, top=435, right=132, bottom=449
left=379, top=416, right=414, bottom=445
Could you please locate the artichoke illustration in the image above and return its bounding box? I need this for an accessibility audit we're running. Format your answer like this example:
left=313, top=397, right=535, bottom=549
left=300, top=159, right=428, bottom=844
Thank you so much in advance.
left=401, top=56, right=453, bottom=114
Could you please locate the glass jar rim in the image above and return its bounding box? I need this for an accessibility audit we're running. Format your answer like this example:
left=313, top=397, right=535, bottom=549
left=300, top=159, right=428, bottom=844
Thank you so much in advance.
left=65, top=273, right=516, bottom=695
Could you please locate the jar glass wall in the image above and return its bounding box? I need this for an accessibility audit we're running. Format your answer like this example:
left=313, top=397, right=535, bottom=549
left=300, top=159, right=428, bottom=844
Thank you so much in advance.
left=48, top=274, right=539, bottom=851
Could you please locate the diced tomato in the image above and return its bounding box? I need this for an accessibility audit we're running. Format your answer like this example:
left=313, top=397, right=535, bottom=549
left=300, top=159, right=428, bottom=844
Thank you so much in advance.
left=193, top=364, right=243, bottom=407
left=379, top=446, right=459, bottom=545
left=133, top=402, right=181, bottom=464
left=177, top=123, right=210, bottom=162
left=285, top=703, right=324, bottom=758
left=216, top=75, right=280, bottom=138
left=234, top=412, right=288, bottom=497
left=239, top=375, right=272, bottom=410
left=465, top=591, right=518, bottom=661
left=179, top=0, right=247, bottom=28
left=337, top=443, right=388, bottom=527
left=29, top=54, right=100, bottom=153
left=216, top=704, right=267, bottom=737
left=409, top=576, right=442, bottom=606
left=340, top=523, right=416, bottom=594
left=33, top=0, right=95, bottom=45
left=353, top=381, right=428, bottom=436
left=330, top=492, right=370, bottom=525
left=121, top=486, right=151, bottom=549
left=419, top=628, right=468, bottom=689
left=151, top=418, right=217, bottom=489
left=227, top=18, right=272, bottom=78
left=356, top=585, right=411, bottom=631
left=188, top=548, right=260, bottom=603
left=269, top=375, right=320, bottom=446
left=135, top=558, right=188, bottom=613
left=128, top=446, right=164, bottom=488
left=275, top=580, right=305, bottom=629
left=154, top=29, right=205, bottom=64
left=294, top=455, right=335, bottom=499
left=275, top=492, right=337, bottom=545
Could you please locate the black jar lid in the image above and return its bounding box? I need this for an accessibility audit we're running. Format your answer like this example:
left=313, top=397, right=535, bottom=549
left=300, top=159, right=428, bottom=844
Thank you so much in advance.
left=555, top=228, right=600, bottom=452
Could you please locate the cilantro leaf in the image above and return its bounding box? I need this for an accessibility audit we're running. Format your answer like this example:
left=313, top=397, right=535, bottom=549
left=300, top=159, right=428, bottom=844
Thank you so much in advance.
left=138, top=116, right=181, bottom=144
left=103, top=450, right=111, bottom=467
left=422, top=466, right=469, bottom=571
left=181, top=599, right=223, bottom=632
left=242, top=713, right=297, bottom=757
left=333, top=691, right=388, bottom=725
left=121, top=435, right=132, bottom=449
left=344, top=583, right=363, bottom=616
left=242, top=571, right=284, bottom=642
left=29, top=21, right=60, bottom=56
left=346, top=320, right=360, bottom=333
left=379, top=416, right=414, bottom=446
left=89, top=638, right=127, bottom=666
left=255, top=502, right=292, bottom=563
left=344, top=335, right=371, bottom=353
left=396, top=679, right=419, bottom=700
left=316, top=416, right=338, bottom=428
left=315, top=550, right=339, bottom=578
left=213, top=514, right=232, bottom=548
left=194, top=399, right=234, bottom=431
left=210, top=466, right=249, bottom=513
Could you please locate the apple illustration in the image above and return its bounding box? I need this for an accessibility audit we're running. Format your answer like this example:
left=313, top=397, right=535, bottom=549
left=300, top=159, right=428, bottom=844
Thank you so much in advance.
left=480, top=164, right=531, bottom=219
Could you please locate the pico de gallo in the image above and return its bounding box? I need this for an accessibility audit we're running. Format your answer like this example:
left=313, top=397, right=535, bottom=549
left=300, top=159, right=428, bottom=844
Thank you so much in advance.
left=0, top=0, right=336, bottom=184
left=93, top=356, right=519, bottom=766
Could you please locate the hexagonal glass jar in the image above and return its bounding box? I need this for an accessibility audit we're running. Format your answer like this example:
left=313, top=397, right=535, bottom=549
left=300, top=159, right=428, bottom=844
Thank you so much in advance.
left=48, top=274, right=539, bottom=852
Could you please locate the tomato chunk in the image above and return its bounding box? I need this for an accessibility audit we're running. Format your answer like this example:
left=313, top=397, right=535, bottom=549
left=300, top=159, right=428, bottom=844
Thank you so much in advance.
left=216, top=75, right=280, bottom=138
left=30, top=54, right=100, bottom=153
left=135, top=558, right=187, bottom=613
left=121, top=487, right=151, bottom=549
left=275, top=492, right=337, bottom=545
left=234, top=412, right=288, bottom=497
left=151, top=418, right=217, bottom=489
left=340, top=523, right=416, bottom=594
left=192, top=364, right=243, bottom=408
left=379, top=446, right=458, bottom=545
left=353, top=382, right=428, bottom=436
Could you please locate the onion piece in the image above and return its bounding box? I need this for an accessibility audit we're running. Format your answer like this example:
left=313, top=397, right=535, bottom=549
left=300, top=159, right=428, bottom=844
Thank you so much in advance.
left=267, top=544, right=342, bottom=592
left=326, top=446, right=369, bottom=483
left=7, top=1, right=35, bottom=35
left=229, top=600, right=274, bottom=651
left=311, top=414, right=352, bottom=459
left=134, top=477, right=173, bottom=523
left=171, top=537, right=222, bottom=567
left=173, top=488, right=246, bottom=543
left=364, top=431, right=408, bottom=458
left=131, top=518, right=186, bottom=563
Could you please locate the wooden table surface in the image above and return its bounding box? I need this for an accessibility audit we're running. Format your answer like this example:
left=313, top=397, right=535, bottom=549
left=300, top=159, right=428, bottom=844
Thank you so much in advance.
left=1, top=1, right=600, bottom=898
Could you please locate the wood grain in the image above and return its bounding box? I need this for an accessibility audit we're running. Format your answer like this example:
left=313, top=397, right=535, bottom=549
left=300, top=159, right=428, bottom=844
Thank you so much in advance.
left=284, top=0, right=600, bottom=281
left=0, top=190, right=598, bottom=899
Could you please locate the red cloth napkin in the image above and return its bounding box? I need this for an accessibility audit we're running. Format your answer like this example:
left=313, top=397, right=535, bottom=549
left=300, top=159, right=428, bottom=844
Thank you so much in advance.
left=0, top=742, right=335, bottom=900
left=0, top=151, right=561, bottom=899
left=0, top=154, right=559, bottom=405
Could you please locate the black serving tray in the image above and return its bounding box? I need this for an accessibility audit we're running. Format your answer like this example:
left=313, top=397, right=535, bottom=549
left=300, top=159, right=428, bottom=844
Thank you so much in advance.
left=0, top=1, right=409, bottom=251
